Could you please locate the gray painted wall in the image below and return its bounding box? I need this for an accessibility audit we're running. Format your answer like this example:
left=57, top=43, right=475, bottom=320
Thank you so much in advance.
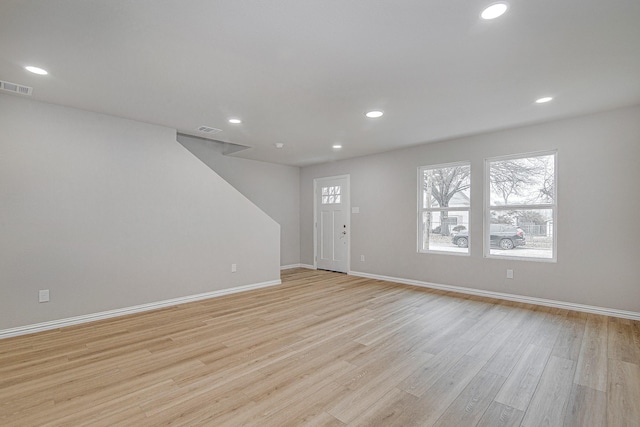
left=0, top=95, right=280, bottom=330
left=178, top=135, right=300, bottom=267
left=300, top=105, right=640, bottom=313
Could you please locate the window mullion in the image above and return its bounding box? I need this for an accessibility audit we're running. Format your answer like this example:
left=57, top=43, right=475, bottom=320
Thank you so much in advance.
left=489, top=203, right=555, bottom=210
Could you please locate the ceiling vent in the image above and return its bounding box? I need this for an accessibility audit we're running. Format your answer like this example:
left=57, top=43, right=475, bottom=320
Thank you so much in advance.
left=0, top=80, right=33, bottom=96
left=197, top=125, right=222, bottom=134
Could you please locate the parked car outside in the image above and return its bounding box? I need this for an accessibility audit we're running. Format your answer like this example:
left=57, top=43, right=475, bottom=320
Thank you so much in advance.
left=451, top=224, right=526, bottom=249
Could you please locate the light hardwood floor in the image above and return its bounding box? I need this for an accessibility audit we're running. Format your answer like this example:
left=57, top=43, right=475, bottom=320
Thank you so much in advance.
left=1, top=268, right=639, bottom=426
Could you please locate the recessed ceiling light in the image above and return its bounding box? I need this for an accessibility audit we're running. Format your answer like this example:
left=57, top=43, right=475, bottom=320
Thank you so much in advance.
left=25, top=66, right=48, bottom=75
left=365, top=110, right=384, bottom=118
left=535, top=97, right=553, bottom=104
left=275, top=143, right=284, bottom=149
left=481, top=2, right=508, bottom=20
left=332, top=144, right=342, bottom=149
left=228, top=118, right=242, bottom=124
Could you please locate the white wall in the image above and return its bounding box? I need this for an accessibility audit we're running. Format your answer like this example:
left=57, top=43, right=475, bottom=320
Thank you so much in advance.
left=178, top=135, right=300, bottom=267
left=0, top=95, right=280, bottom=330
left=301, top=105, right=640, bottom=313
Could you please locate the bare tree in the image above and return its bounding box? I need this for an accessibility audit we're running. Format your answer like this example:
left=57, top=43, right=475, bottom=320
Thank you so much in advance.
left=489, top=157, right=552, bottom=205
left=489, top=155, right=554, bottom=228
left=538, top=156, right=555, bottom=203
left=424, top=165, right=470, bottom=236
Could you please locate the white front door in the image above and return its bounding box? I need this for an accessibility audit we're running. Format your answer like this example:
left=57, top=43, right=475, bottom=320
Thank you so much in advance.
left=315, top=175, right=349, bottom=273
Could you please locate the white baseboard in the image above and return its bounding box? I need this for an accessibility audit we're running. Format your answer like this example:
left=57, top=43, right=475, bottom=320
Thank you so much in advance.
left=349, top=270, right=640, bottom=321
left=0, top=279, right=282, bottom=340
left=280, top=263, right=315, bottom=270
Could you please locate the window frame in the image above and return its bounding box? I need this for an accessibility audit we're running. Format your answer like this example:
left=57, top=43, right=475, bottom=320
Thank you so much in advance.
left=418, top=160, right=471, bottom=256
left=484, top=150, right=558, bottom=262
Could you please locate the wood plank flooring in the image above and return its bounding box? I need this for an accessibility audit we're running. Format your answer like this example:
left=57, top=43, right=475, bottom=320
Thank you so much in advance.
left=1, top=268, right=639, bottom=426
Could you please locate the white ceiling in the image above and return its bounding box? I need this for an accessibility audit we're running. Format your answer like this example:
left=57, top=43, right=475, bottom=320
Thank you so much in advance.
left=1, top=1, right=639, bottom=166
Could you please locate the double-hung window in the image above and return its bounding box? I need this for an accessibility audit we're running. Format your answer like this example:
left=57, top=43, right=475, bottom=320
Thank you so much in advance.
left=486, top=151, right=557, bottom=261
left=419, top=162, right=471, bottom=254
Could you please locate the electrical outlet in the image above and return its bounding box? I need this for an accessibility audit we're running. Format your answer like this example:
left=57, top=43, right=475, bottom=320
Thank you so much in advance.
left=360, top=255, right=365, bottom=262
left=39, top=289, right=50, bottom=303
left=506, top=269, right=514, bottom=279
left=231, top=263, right=237, bottom=273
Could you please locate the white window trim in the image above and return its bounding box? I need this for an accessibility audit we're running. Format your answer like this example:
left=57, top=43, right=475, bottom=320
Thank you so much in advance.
left=418, top=160, right=471, bottom=256
left=484, top=150, right=558, bottom=262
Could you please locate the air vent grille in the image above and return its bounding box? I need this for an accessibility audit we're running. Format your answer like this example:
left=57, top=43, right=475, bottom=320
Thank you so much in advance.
left=197, top=126, right=222, bottom=134
left=0, top=80, right=33, bottom=96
